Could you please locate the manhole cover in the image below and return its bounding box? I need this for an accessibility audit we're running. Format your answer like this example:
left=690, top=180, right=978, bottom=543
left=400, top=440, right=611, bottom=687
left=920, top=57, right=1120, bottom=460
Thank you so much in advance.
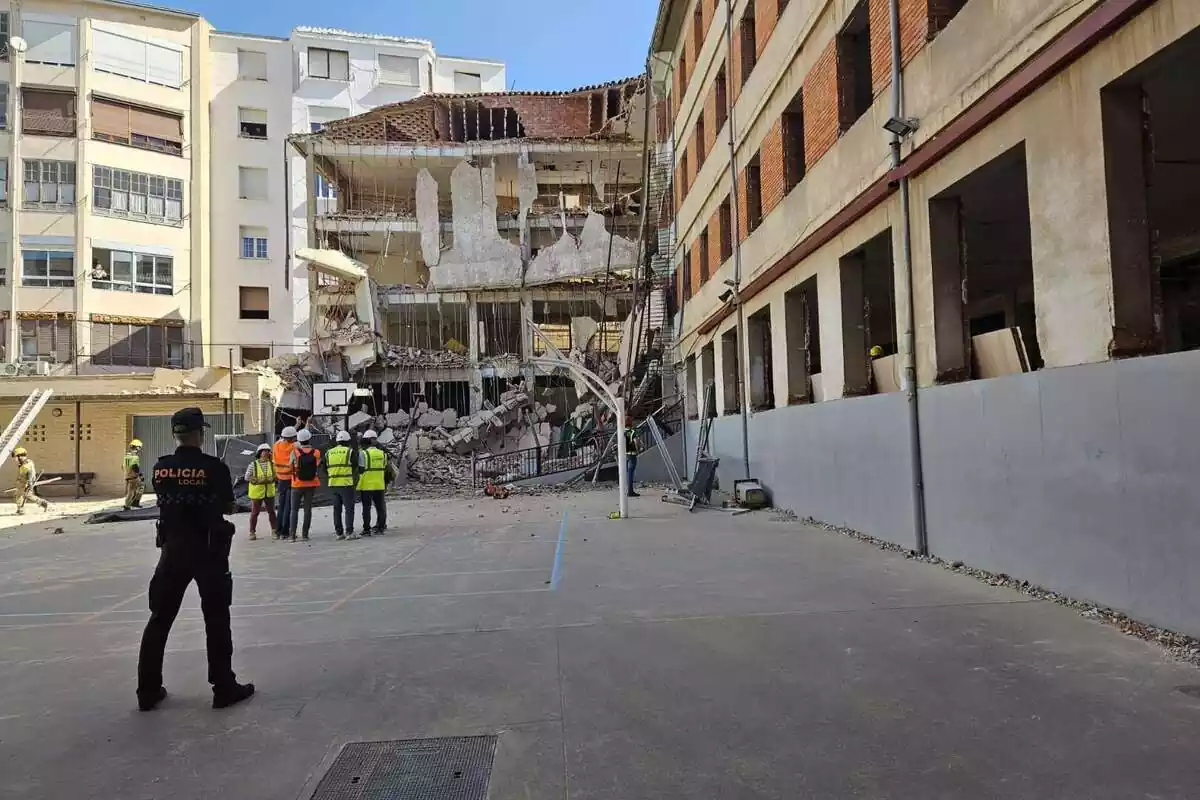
left=1177, top=685, right=1200, bottom=700
left=311, top=735, right=498, bottom=800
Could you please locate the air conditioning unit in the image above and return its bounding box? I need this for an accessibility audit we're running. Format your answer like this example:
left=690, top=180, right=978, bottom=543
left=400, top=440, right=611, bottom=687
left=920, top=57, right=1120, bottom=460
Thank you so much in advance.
left=26, top=362, right=53, bottom=376
left=0, top=363, right=19, bottom=377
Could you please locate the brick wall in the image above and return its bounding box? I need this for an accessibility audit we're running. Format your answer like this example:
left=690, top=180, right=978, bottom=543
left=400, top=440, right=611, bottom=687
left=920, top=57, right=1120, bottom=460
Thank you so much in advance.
left=704, top=80, right=720, bottom=156
left=736, top=164, right=751, bottom=242
left=689, top=243, right=704, bottom=297
left=702, top=0, right=718, bottom=42
left=759, top=118, right=786, bottom=216
left=755, top=0, right=780, bottom=57
left=869, top=0, right=934, bottom=95
left=802, top=41, right=840, bottom=167
left=707, top=209, right=723, bottom=277
left=0, top=397, right=238, bottom=497
left=731, top=15, right=745, bottom=102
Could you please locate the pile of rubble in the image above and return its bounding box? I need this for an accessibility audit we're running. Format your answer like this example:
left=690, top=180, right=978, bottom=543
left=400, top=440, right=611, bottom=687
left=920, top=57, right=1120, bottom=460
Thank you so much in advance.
left=381, top=345, right=470, bottom=370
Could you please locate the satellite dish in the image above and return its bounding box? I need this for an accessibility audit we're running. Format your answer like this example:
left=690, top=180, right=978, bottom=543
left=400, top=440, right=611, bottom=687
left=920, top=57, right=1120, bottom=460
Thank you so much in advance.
left=9, top=36, right=27, bottom=54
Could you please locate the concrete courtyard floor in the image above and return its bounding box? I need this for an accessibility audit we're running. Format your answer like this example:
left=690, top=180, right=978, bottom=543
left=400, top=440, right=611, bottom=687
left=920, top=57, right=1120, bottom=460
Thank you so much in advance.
left=2, top=490, right=1199, bottom=799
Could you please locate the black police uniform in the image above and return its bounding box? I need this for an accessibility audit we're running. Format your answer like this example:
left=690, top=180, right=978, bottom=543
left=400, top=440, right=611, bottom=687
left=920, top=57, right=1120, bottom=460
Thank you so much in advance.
left=136, top=408, right=252, bottom=710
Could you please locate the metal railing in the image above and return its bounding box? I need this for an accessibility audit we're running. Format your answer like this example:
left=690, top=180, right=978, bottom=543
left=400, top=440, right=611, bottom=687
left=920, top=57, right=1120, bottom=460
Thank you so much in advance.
left=470, top=430, right=609, bottom=488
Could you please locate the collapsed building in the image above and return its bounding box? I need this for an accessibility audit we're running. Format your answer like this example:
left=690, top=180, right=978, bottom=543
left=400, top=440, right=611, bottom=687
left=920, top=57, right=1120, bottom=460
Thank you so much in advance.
left=286, top=77, right=673, bottom=484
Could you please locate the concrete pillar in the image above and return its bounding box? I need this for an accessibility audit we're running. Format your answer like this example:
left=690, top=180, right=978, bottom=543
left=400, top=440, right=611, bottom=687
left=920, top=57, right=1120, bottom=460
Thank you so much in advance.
left=839, top=251, right=870, bottom=396
left=467, top=293, right=482, bottom=413
left=519, top=291, right=535, bottom=389
left=929, top=197, right=968, bottom=382
left=1101, top=85, right=1157, bottom=356
left=769, top=295, right=789, bottom=409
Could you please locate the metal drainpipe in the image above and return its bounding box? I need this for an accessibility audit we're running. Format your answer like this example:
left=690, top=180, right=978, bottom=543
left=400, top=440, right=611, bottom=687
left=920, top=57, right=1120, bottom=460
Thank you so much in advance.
left=722, top=0, right=751, bottom=480
left=889, top=0, right=929, bottom=555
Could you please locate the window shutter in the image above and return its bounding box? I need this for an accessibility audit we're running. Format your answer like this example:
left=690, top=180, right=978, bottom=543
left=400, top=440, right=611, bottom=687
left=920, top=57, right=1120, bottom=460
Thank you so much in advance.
left=379, top=55, right=419, bottom=85
left=329, top=50, right=349, bottom=80
left=110, top=323, right=131, bottom=364
left=93, top=29, right=146, bottom=79
left=35, top=321, right=53, bottom=359
left=240, top=286, right=270, bottom=312
left=24, top=20, right=75, bottom=66
left=22, top=89, right=75, bottom=136
left=129, top=324, right=149, bottom=364
left=238, top=49, right=267, bottom=80
left=129, top=105, right=183, bottom=144
left=91, top=321, right=113, bottom=364
left=146, top=324, right=165, bottom=367
left=238, top=168, right=267, bottom=199
left=239, top=108, right=267, bottom=125
left=91, top=98, right=131, bottom=141
left=146, top=43, right=183, bottom=88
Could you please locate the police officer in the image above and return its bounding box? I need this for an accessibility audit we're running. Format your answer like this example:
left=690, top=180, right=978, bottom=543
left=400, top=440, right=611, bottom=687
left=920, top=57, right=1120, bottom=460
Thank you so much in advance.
left=136, top=407, right=255, bottom=712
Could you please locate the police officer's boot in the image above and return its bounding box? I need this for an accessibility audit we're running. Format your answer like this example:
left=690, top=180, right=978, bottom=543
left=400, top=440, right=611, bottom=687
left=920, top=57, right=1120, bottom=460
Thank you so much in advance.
left=138, top=686, right=168, bottom=712
left=212, top=681, right=255, bottom=710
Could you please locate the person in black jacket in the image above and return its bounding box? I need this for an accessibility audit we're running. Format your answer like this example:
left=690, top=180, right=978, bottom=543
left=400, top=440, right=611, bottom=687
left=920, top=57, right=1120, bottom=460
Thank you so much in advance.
left=136, top=407, right=255, bottom=712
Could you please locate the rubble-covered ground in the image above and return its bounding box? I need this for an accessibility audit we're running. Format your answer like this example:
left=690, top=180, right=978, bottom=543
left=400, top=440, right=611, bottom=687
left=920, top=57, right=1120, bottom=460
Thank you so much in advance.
left=3, top=494, right=1200, bottom=799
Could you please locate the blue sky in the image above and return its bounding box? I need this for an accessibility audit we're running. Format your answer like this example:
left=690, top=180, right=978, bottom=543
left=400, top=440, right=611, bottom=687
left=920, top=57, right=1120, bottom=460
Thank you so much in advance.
left=191, top=0, right=658, bottom=91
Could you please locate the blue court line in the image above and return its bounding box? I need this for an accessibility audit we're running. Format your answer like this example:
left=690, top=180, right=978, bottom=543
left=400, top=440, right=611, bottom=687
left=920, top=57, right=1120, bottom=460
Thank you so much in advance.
left=550, top=511, right=568, bottom=590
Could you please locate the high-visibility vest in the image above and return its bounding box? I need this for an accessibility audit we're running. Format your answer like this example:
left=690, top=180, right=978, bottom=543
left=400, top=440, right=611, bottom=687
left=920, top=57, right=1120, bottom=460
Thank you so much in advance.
left=357, top=447, right=387, bottom=491
left=326, top=445, right=355, bottom=487
left=123, top=451, right=140, bottom=477
left=272, top=440, right=295, bottom=481
left=248, top=460, right=276, bottom=500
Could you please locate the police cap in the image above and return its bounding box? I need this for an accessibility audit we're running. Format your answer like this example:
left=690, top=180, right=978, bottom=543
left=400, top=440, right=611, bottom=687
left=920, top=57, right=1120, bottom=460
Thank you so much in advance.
left=171, top=407, right=212, bottom=434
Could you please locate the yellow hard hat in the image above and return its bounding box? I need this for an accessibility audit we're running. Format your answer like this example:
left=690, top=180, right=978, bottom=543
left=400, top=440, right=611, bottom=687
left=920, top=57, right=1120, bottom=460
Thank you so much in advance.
left=869, top=345, right=884, bottom=358
left=12, top=447, right=28, bottom=457
left=129, top=439, right=143, bottom=448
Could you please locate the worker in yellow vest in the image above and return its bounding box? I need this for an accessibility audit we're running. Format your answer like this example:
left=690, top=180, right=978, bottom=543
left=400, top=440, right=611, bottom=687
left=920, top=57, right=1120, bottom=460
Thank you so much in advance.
left=243, top=443, right=277, bottom=541
left=325, top=431, right=358, bottom=541
left=12, top=447, right=50, bottom=515
left=357, top=430, right=389, bottom=537
left=123, top=439, right=144, bottom=510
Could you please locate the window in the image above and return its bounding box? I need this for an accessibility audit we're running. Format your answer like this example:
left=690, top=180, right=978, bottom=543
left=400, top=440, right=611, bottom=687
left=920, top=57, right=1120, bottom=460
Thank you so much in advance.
left=238, top=107, right=267, bottom=139
left=315, top=174, right=338, bottom=199
left=837, top=0, right=874, bottom=132
left=22, top=89, right=76, bottom=137
left=678, top=49, right=688, bottom=94
left=779, top=0, right=790, bottom=18
left=24, top=160, right=76, bottom=207
left=745, top=153, right=762, bottom=233
left=693, top=2, right=704, bottom=53
left=238, top=167, right=268, bottom=200
left=92, top=98, right=183, bottom=156
left=92, top=28, right=182, bottom=88
left=699, top=229, right=710, bottom=284
left=93, top=166, right=182, bottom=224
left=20, top=318, right=73, bottom=363
left=22, top=250, right=75, bottom=287
left=714, top=64, right=728, bottom=130
left=378, top=54, right=419, bottom=86
left=453, top=71, right=482, bottom=93
left=695, top=113, right=706, bottom=169
left=241, top=346, right=271, bottom=365
left=91, top=248, right=173, bottom=295
left=240, top=226, right=268, bottom=259
left=239, top=286, right=270, bottom=320
left=739, top=1, right=757, bottom=88
left=90, top=322, right=184, bottom=367
left=682, top=247, right=693, bottom=300
left=24, top=18, right=76, bottom=67
left=237, top=49, right=268, bottom=81
left=719, top=196, right=733, bottom=261
left=0, top=13, right=9, bottom=59
left=783, top=88, right=806, bottom=192
left=0, top=159, right=7, bottom=205
left=0, top=84, right=7, bottom=128
left=308, top=47, right=349, bottom=81
left=929, top=0, right=969, bottom=37
left=680, top=150, right=689, bottom=198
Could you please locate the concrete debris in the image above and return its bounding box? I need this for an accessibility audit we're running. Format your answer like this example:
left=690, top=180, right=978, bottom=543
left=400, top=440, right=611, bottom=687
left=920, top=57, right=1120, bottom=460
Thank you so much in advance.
left=348, top=410, right=373, bottom=430
left=376, top=427, right=395, bottom=445
left=382, top=345, right=470, bottom=369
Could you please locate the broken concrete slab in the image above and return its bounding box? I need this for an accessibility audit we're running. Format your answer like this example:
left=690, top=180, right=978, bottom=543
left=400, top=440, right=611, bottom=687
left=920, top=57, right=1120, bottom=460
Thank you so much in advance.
left=376, top=427, right=396, bottom=445
left=348, top=411, right=373, bottom=430
left=416, top=168, right=442, bottom=268
left=429, top=161, right=523, bottom=290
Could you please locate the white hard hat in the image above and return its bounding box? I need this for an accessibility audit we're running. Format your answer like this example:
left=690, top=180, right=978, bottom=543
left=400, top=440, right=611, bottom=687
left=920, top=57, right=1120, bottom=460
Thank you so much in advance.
left=336, top=430, right=351, bottom=443
left=362, top=429, right=378, bottom=439
left=296, top=428, right=313, bottom=443
left=256, top=443, right=271, bottom=452
left=281, top=426, right=298, bottom=439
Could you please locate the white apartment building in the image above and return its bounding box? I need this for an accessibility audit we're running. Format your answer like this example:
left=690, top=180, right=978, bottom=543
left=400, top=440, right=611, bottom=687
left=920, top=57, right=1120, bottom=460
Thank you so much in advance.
left=208, top=26, right=505, bottom=367
left=0, top=0, right=211, bottom=372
